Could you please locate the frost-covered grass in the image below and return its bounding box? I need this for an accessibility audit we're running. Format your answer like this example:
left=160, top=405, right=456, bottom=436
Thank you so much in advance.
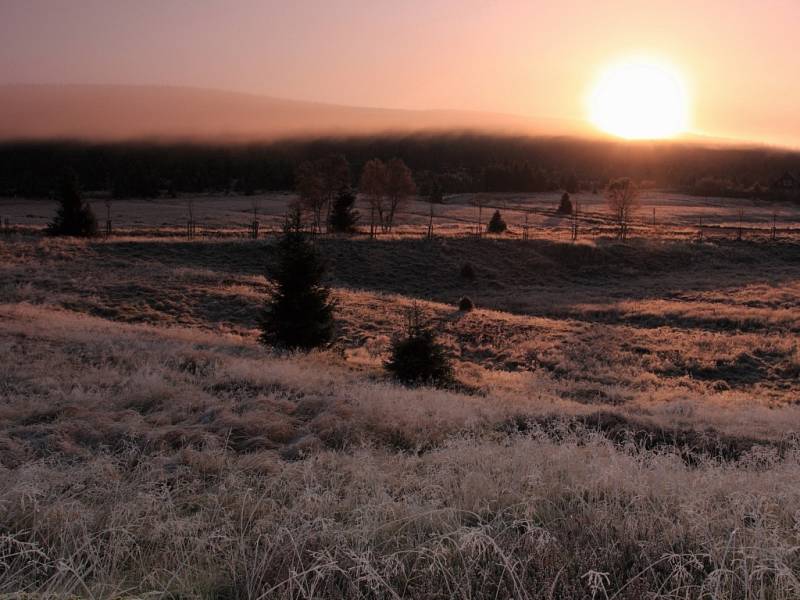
left=2, top=230, right=800, bottom=597
left=2, top=305, right=800, bottom=598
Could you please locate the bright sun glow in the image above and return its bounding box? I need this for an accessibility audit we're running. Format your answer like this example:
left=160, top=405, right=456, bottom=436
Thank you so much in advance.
left=588, top=58, right=689, bottom=140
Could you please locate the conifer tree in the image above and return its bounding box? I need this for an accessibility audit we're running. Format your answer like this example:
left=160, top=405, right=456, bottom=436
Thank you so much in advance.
left=385, top=304, right=452, bottom=386
left=486, top=209, right=507, bottom=234
left=47, top=170, right=98, bottom=237
left=259, top=207, right=336, bottom=350
left=328, top=187, right=360, bottom=233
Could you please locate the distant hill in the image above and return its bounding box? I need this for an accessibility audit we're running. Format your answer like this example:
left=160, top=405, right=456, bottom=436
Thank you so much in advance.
left=0, top=84, right=587, bottom=142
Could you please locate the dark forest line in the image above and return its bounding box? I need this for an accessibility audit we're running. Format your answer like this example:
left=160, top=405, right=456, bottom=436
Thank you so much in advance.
left=2, top=134, right=800, bottom=200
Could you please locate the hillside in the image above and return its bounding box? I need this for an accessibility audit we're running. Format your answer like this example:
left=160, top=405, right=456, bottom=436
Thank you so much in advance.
left=0, top=84, right=585, bottom=142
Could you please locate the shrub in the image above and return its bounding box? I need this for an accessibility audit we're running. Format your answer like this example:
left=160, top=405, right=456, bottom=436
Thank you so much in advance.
left=259, top=207, right=336, bottom=351
left=47, top=170, right=98, bottom=237
left=385, top=305, right=452, bottom=386
left=328, top=187, right=360, bottom=233
left=460, top=263, right=476, bottom=280
left=486, top=209, right=507, bottom=234
left=557, top=192, right=573, bottom=215
left=458, top=297, right=474, bottom=312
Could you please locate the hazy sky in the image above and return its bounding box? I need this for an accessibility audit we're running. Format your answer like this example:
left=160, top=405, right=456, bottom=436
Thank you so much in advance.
left=2, top=0, right=799, bottom=146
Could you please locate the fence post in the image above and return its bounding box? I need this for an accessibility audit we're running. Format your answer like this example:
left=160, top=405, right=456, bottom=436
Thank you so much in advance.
left=771, top=211, right=777, bottom=241
left=571, top=201, right=579, bottom=241
left=251, top=219, right=260, bottom=240
left=737, top=209, right=743, bottom=241
left=698, top=216, right=703, bottom=242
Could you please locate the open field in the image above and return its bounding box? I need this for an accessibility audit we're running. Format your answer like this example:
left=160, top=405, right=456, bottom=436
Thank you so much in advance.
left=2, top=193, right=800, bottom=597
left=2, top=190, right=800, bottom=241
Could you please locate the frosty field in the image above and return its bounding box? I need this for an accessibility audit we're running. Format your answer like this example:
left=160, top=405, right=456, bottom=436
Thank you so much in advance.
left=1, top=193, right=800, bottom=598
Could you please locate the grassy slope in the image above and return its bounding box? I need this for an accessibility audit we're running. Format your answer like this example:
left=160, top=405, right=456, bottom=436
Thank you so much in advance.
left=2, top=234, right=800, bottom=597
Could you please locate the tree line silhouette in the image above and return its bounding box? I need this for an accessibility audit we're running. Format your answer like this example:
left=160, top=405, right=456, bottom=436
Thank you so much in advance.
left=3, top=134, right=800, bottom=200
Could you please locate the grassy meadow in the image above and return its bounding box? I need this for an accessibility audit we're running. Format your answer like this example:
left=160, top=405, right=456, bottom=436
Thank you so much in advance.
left=2, top=193, right=800, bottom=598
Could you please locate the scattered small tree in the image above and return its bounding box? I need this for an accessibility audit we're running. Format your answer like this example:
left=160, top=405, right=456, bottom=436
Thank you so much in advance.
left=328, top=187, right=360, bottom=233
left=605, top=177, right=640, bottom=240
left=249, top=197, right=261, bottom=239
left=486, top=209, right=507, bottom=234
left=557, top=192, right=573, bottom=215
left=47, top=170, right=98, bottom=237
left=458, top=297, right=474, bottom=312
left=426, top=179, right=444, bottom=238
left=259, top=207, right=336, bottom=351
left=385, top=304, right=453, bottom=386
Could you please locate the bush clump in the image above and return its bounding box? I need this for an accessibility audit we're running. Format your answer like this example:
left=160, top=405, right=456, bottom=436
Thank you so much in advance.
left=47, top=170, right=98, bottom=237
left=458, top=297, right=474, bottom=312
left=486, top=209, right=507, bottom=234
left=385, top=305, right=453, bottom=386
left=259, top=207, right=336, bottom=351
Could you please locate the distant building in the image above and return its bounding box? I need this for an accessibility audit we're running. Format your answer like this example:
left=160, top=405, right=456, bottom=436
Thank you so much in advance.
left=772, top=171, right=800, bottom=191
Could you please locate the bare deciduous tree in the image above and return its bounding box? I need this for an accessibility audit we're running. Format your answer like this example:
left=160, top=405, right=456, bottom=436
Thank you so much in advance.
left=605, top=178, right=640, bottom=240
left=359, top=159, right=388, bottom=238
left=425, top=179, right=443, bottom=239
left=295, top=161, right=325, bottom=234
left=384, top=158, right=415, bottom=233
left=295, top=155, right=350, bottom=235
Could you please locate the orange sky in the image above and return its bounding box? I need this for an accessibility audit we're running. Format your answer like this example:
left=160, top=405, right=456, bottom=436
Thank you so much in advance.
left=1, top=0, right=799, bottom=147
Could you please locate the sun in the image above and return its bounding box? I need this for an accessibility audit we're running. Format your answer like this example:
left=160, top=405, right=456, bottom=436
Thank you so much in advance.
left=588, top=58, right=689, bottom=140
